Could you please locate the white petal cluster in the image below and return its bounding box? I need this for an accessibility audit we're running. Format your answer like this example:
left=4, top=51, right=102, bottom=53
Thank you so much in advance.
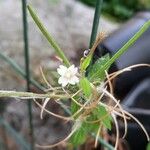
left=57, top=65, right=79, bottom=87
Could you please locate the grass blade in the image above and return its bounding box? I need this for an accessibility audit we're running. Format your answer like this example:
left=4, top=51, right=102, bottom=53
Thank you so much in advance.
left=27, top=5, right=70, bottom=67
left=101, top=20, right=150, bottom=72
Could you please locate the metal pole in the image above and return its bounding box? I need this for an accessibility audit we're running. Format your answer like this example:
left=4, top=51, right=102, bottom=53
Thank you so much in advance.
left=89, top=0, right=103, bottom=48
left=22, top=0, right=34, bottom=149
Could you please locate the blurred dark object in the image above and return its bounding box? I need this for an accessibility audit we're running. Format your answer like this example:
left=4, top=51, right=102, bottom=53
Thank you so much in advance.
left=0, top=98, right=9, bottom=114
left=95, top=11, right=150, bottom=150
left=121, top=78, right=150, bottom=150
left=96, top=11, right=150, bottom=99
left=79, top=0, right=150, bottom=21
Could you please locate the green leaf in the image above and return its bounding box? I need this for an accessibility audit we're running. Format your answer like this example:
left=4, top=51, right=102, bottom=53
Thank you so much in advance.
left=80, top=55, right=92, bottom=72
left=71, top=101, right=80, bottom=115
left=70, top=121, right=100, bottom=147
left=88, top=54, right=110, bottom=81
left=93, top=106, right=113, bottom=130
left=84, top=122, right=99, bottom=133
left=70, top=126, right=87, bottom=147
left=79, top=78, right=92, bottom=98
left=27, top=5, right=70, bottom=67
left=98, top=20, right=150, bottom=77
left=147, top=143, right=150, bottom=150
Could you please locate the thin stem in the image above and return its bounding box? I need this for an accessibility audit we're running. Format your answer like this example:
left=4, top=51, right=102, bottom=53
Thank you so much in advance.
left=92, top=133, right=114, bottom=150
left=89, top=0, right=103, bottom=48
left=0, top=52, right=44, bottom=91
left=0, top=91, right=69, bottom=99
left=22, top=0, right=34, bottom=149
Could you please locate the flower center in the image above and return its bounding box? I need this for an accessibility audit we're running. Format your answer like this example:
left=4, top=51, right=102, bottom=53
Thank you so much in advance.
left=65, top=71, right=72, bottom=79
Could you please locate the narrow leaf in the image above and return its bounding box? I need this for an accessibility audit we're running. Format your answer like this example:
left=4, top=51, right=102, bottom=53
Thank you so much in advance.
left=99, top=20, right=150, bottom=75
left=88, top=54, right=110, bottom=81
left=71, top=101, right=80, bottom=115
left=79, top=78, right=92, bottom=98
left=27, top=5, right=70, bottom=67
left=80, top=55, right=92, bottom=72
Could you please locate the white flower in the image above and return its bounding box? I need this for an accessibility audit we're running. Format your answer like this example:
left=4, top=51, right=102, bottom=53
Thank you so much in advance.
left=57, top=65, right=79, bottom=87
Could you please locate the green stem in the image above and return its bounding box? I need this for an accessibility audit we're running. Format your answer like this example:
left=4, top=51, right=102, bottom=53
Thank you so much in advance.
left=92, top=134, right=114, bottom=150
left=89, top=0, right=103, bottom=48
left=98, top=138, right=114, bottom=150
left=27, top=5, right=71, bottom=67
left=0, top=91, right=69, bottom=99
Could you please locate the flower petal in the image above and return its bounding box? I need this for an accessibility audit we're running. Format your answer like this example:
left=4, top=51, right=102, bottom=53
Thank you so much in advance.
left=69, top=65, right=78, bottom=75
left=68, top=65, right=75, bottom=70
left=57, top=64, right=79, bottom=87
left=73, top=76, right=79, bottom=83
left=69, top=76, right=79, bottom=85
left=57, top=65, right=67, bottom=76
left=58, top=77, right=68, bottom=87
left=62, top=81, right=68, bottom=87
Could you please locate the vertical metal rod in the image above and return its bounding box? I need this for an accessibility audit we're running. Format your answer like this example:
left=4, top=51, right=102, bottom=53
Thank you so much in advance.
left=0, top=113, right=9, bottom=150
left=22, top=0, right=34, bottom=149
left=89, top=0, right=103, bottom=48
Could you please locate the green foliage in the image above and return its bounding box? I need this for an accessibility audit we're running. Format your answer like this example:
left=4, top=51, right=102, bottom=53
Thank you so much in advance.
left=84, top=122, right=100, bottom=133
left=79, top=0, right=150, bottom=21
left=88, top=20, right=150, bottom=82
left=71, top=105, right=112, bottom=148
left=14, top=4, right=150, bottom=149
left=70, top=125, right=87, bottom=146
left=70, top=121, right=100, bottom=147
left=88, top=54, right=110, bottom=81
left=92, top=106, right=112, bottom=130
left=80, top=55, right=92, bottom=73
left=147, top=142, right=150, bottom=150
left=70, top=105, right=113, bottom=147
left=79, top=78, right=92, bottom=98
left=71, top=101, right=80, bottom=115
